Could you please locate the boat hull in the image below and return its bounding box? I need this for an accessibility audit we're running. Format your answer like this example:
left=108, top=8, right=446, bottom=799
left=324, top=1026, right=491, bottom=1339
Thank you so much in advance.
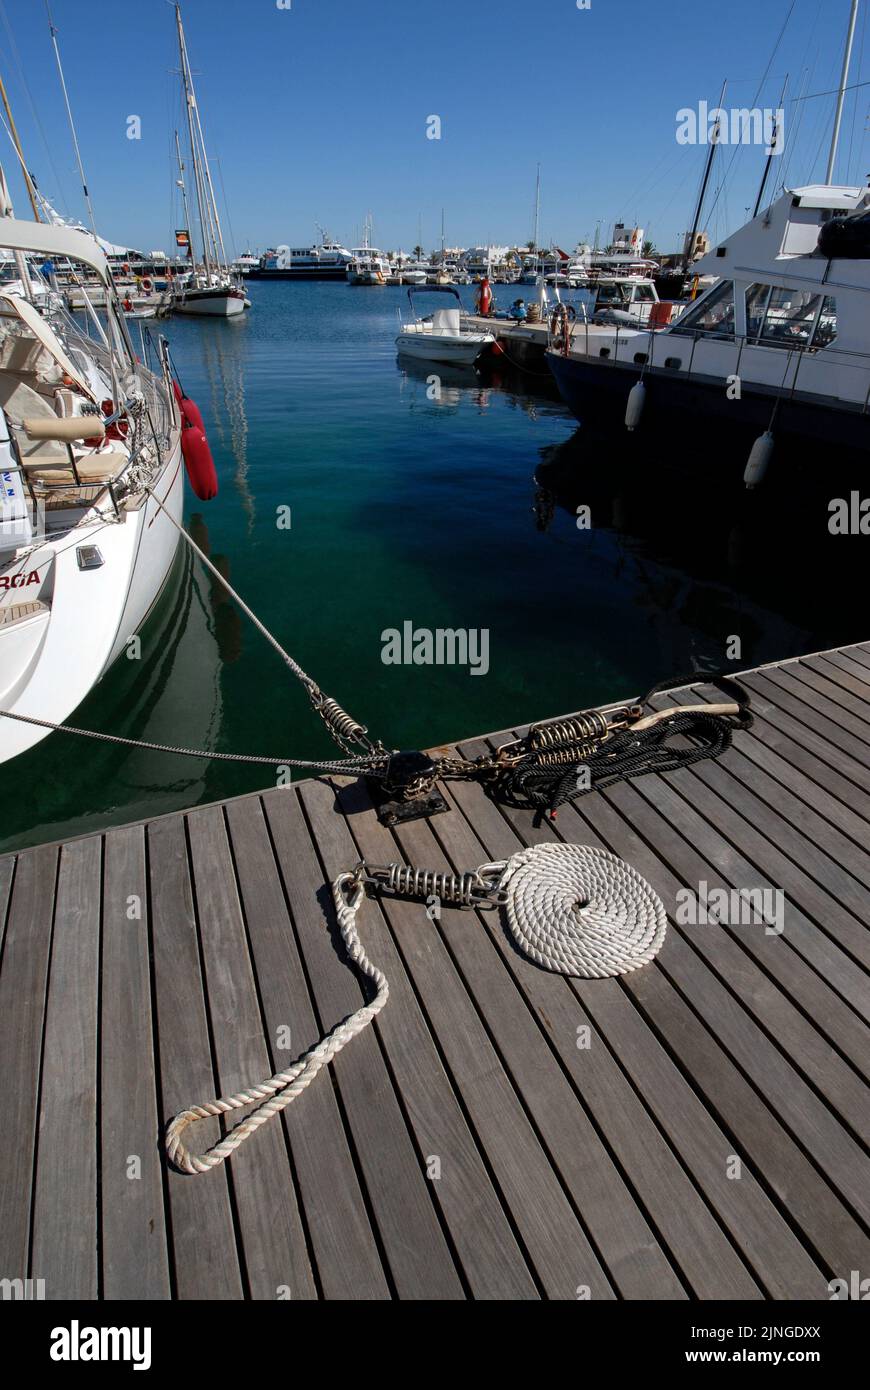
left=396, top=334, right=492, bottom=366
left=174, top=289, right=248, bottom=316
left=546, top=350, right=870, bottom=452
left=246, top=266, right=348, bottom=280
left=0, top=444, right=185, bottom=762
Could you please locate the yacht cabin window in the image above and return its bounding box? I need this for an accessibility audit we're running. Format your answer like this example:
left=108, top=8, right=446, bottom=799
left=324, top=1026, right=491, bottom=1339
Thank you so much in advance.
left=745, top=283, right=837, bottom=349
left=676, top=279, right=735, bottom=337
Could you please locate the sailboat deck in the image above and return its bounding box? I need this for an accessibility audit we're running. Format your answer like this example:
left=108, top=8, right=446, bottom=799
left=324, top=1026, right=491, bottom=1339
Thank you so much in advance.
left=1, top=642, right=869, bottom=1300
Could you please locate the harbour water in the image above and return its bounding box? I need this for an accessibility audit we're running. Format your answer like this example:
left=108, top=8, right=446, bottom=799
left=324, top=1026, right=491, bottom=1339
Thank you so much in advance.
left=0, top=279, right=866, bottom=852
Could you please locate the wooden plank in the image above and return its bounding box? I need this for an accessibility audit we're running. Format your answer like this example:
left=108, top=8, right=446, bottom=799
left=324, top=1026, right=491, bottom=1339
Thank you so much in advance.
left=267, top=787, right=465, bottom=1299
left=250, top=788, right=538, bottom=1299
left=101, top=825, right=171, bottom=1300
left=665, top=690, right=870, bottom=1033
left=721, top=703, right=870, bottom=856
left=147, top=814, right=244, bottom=1299
left=571, top=781, right=870, bottom=1275
left=335, top=780, right=688, bottom=1300
left=31, top=837, right=101, bottom=1298
left=0, top=853, right=14, bottom=952
left=225, top=794, right=392, bottom=1300
left=814, top=648, right=870, bottom=693
left=451, top=738, right=824, bottom=1298
left=797, top=656, right=870, bottom=725
left=741, top=672, right=870, bottom=796
left=620, top=763, right=870, bottom=1135
left=410, top=770, right=761, bottom=1299
left=186, top=804, right=317, bottom=1300
left=467, top=733, right=866, bottom=1284
left=761, top=666, right=870, bottom=756
left=0, top=845, right=58, bottom=1286
left=321, top=777, right=618, bottom=1299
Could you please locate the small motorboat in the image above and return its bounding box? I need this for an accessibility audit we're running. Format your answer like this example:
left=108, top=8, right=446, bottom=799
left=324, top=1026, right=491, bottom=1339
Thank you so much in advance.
left=395, top=286, right=494, bottom=365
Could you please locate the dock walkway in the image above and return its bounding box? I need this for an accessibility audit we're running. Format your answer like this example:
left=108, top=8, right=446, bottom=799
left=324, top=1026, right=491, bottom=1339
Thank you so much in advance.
left=2, top=643, right=870, bottom=1299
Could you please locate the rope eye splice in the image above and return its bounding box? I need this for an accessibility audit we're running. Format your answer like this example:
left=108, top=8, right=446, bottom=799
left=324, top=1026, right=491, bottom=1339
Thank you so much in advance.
left=164, top=841, right=668, bottom=1176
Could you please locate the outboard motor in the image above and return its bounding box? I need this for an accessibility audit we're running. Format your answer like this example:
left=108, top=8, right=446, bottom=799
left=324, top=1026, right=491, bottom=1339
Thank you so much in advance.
left=818, top=208, right=870, bottom=259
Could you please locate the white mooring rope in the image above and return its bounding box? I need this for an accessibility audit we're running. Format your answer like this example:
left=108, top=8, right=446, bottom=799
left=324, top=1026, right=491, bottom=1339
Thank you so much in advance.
left=165, top=874, right=388, bottom=1175
left=165, top=843, right=666, bottom=1174
left=497, top=842, right=667, bottom=979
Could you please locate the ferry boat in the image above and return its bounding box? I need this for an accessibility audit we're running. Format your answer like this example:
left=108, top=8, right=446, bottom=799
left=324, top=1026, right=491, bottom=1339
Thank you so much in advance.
left=546, top=183, right=870, bottom=457
left=248, top=239, right=352, bottom=280
left=346, top=247, right=390, bottom=286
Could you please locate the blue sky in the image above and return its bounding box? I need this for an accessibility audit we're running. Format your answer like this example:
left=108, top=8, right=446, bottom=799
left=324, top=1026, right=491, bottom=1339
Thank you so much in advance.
left=0, top=0, right=867, bottom=256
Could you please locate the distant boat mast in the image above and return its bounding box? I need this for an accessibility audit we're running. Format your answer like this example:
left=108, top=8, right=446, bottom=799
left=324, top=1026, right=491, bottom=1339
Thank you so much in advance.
left=45, top=0, right=98, bottom=237
left=825, top=0, right=860, bottom=184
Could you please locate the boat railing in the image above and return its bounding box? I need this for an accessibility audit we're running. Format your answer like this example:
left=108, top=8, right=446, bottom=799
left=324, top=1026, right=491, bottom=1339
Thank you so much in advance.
left=562, top=319, right=870, bottom=412
left=4, top=404, right=168, bottom=531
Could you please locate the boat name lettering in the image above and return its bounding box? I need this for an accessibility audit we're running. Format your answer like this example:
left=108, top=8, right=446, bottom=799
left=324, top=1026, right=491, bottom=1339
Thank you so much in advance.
left=0, top=569, right=41, bottom=592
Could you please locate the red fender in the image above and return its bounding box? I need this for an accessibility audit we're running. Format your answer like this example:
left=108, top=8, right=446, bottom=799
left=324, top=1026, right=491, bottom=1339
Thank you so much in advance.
left=180, top=422, right=218, bottom=501
left=477, top=277, right=493, bottom=317
left=172, top=379, right=206, bottom=431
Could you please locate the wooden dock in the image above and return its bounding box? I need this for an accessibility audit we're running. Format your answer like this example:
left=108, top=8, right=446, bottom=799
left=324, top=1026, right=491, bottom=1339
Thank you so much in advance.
left=465, top=312, right=614, bottom=368
left=2, top=643, right=870, bottom=1300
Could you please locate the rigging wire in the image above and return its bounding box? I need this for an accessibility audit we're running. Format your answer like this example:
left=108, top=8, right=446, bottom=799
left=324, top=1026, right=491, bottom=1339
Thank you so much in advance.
left=0, top=0, right=69, bottom=214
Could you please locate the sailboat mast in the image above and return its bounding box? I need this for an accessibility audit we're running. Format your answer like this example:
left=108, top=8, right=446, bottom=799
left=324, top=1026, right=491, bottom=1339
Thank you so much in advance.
left=174, top=128, right=194, bottom=263
left=753, top=75, right=788, bottom=218
left=826, top=0, right=860, bottom=183
left=176, top=4, right=212, bottom=276
left=0, top=75, right=40, bottom=221
left=45, top=1, right=98, bottom=237
left=683, top=80, right=726, bottom=271
left=189, top=91, right=229, bottom=268
left=533, top=163, right=540, bottom=250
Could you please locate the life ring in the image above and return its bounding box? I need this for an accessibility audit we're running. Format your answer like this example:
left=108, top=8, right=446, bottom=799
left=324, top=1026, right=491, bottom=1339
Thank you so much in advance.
left=142, top=277, right=153, bottom=293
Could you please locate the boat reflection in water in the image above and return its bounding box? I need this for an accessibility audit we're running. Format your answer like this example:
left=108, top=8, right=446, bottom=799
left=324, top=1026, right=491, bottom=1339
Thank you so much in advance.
left=396, top=350, right=569, bottom=422
left=0, top=521, right=240, bottom=852
left=199, top=328, right=256, bottom=531
left=533, top=426, right=870, bottom=666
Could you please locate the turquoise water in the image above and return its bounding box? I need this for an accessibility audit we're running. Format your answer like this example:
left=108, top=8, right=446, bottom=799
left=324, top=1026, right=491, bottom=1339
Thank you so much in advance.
left=1, top=281, right=866, bottom=851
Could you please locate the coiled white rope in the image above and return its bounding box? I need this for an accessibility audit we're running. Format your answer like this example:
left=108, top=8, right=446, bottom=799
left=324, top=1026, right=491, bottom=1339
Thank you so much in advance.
left=165, top=843, right=665, bottom=1174
left=165, top=874, right=388, bottom=1175
left=497, top=842, right=667, bottom=979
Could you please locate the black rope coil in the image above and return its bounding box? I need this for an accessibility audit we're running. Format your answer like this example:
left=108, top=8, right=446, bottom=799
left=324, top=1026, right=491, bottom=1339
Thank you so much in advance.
left=492, top=672, right=752, bottom=819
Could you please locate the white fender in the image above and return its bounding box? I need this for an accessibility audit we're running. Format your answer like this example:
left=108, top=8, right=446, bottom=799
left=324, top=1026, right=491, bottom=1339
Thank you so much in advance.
left=625, top=380, right=646, bottom=431
left=744, top=429, right=774, bottom=489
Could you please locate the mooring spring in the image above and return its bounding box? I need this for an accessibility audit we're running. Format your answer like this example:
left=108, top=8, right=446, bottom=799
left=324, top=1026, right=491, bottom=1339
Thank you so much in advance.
left=528, top=710, right=609, bottom=751
left=526, top=742, right=599, bottom=769
left=312, top=695, right=380, bottom=753
left=386, top=864, right=480, bottom=904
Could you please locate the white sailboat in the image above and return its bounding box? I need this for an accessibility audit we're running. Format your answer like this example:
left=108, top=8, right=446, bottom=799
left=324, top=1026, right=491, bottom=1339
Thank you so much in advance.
left=0, top=185, right=190, bottom=763
left=168, top=5, right=249, bottom=318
